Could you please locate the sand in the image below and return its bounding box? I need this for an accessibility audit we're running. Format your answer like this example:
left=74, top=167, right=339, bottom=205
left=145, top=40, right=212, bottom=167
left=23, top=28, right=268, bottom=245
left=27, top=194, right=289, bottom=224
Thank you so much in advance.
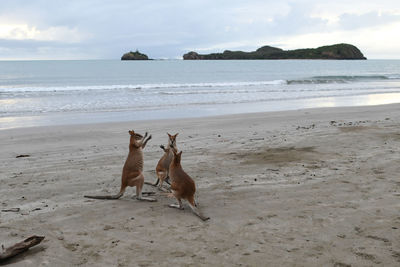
left=1, top=104, right=400, bottom=266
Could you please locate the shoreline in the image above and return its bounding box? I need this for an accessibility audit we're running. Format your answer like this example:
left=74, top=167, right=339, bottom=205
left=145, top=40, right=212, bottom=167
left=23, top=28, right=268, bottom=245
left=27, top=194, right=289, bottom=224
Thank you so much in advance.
left=1, top=103, right=399, bottom=265
left=2, top=94, right=400, bottom=131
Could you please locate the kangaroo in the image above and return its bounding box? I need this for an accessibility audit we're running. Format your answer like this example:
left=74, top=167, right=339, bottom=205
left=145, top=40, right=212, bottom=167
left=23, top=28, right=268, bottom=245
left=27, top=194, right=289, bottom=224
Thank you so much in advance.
left=168, top=147, right=209, bottom=221
left=84, top=130, right=156, bottom=202
left=146, top=133, right=178, bottom=190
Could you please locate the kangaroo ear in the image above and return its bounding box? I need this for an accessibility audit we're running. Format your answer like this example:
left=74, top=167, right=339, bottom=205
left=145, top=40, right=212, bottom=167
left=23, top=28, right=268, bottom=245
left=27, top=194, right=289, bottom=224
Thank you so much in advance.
left=167, top=132, right=171, bottom=137
left=174, top=133, right=179, bottom=137
left=178, top=151, right=182, bottom=156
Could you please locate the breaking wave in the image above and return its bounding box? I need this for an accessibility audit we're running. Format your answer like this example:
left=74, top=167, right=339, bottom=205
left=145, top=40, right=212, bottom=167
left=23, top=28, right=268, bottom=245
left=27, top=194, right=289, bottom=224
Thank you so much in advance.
left=1, top=74, right=398, bottom=93
left=0, top=80, right=286, bottom=93
left=288, top=75, right=399, bottom=84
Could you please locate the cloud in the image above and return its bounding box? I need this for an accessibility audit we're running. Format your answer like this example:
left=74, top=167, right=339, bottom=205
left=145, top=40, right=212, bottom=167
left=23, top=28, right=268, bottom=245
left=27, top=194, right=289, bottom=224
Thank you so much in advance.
left=0, top=38, right=99, bottom=59
left=0, top=0, right=399, bottom=59
left=337, top=11, right=400, bottom=30
left=0, top=24, right=87, bottom=42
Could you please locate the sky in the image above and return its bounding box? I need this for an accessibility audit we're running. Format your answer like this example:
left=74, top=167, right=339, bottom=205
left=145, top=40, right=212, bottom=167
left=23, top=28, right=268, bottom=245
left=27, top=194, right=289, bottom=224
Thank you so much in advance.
left=0, top=0, right=399, bottom=60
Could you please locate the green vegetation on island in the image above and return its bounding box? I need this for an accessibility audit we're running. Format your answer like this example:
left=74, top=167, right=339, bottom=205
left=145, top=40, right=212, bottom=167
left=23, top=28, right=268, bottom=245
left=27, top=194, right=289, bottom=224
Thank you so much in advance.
left=121, top=50, right=149, bottom=60
left=183, top=44, right=366, bottom=60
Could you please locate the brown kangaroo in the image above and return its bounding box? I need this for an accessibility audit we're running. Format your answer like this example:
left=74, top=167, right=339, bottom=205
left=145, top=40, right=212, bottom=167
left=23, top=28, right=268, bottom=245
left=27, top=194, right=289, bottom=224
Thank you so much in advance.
left=84, top=130, right=156, bottom=202
left=146, top=133, right=178, bottom=190
left=168, top=147, right=209, bottom=221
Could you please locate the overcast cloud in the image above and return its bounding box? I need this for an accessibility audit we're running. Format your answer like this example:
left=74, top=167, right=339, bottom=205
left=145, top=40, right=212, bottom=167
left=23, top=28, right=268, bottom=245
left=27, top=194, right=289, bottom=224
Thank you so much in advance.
left=0, top=0, right=399, bottom=59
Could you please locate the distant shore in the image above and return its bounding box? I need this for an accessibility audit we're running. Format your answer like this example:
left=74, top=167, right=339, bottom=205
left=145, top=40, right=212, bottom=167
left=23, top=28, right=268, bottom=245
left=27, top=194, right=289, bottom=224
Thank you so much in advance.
left=183, top=43, right=366, bottom=60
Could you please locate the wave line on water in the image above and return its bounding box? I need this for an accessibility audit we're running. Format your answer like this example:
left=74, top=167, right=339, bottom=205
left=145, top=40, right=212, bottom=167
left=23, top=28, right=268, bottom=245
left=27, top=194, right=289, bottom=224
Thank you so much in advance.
left=287, top=74, right=400, bottom=84
left=1, top=74, right=399, bottom=93
left=0, top=80, right=286, bottom=93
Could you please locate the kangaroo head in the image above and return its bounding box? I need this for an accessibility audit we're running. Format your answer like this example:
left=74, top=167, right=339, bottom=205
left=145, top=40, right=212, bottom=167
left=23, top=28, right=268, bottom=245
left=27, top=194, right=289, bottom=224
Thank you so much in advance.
left=129, top=130, right=143, bottom=140
left=167, top=132, right=178, bottom=148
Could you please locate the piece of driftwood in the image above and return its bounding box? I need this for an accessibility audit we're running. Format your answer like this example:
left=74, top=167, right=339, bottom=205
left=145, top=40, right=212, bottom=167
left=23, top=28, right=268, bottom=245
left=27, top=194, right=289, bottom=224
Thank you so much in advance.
left=15, top=155, right=30, bottom=158
left=0, top=236, right=44, bottom=262
left=1, top=208, right=20, bottom=212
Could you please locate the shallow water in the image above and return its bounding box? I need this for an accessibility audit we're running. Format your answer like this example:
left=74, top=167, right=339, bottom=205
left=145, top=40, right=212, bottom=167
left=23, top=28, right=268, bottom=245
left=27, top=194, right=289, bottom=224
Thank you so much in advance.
left=1, top=59, right=400, bottom=129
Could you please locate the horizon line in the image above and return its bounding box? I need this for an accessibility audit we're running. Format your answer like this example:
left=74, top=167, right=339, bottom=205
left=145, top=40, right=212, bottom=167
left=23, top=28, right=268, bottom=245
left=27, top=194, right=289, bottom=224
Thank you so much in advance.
left=0, top=57, right=399, bottom=61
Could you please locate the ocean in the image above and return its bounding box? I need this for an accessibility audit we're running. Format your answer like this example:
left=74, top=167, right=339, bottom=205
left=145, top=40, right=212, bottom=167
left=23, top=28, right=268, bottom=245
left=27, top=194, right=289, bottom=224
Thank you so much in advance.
left=1, top=59, right=400, bottom=130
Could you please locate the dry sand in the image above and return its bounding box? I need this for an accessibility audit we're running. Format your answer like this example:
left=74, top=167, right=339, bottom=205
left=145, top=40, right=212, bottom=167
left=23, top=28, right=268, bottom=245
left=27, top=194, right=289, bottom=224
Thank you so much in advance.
left=1, top=104, right=400, bottom=266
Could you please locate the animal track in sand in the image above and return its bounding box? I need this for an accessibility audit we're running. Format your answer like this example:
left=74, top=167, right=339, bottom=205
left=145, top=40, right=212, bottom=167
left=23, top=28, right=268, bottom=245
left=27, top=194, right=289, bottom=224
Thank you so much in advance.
left=366, top=235, right=390, bottom=243
left=380, top=132, right=400, bottom=141
left=338, top=125, right=378, bottom=133
left=392, top=250, right=400, bottom=262
left=353, top=251, right=381, bottom=264
left=237, top=146, right=319, bottom=165
left=333, top=262, right=351, bottom=267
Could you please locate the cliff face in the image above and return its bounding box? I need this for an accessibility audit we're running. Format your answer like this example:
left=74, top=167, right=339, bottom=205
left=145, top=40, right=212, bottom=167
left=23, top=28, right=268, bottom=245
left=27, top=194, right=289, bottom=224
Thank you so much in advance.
left=183, top=44, right=366, bottom=60
left=121, top=50, right=149, bottom=60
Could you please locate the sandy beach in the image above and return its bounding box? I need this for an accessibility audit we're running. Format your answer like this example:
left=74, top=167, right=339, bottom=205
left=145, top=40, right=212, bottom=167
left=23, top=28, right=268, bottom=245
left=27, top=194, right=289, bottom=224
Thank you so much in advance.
left=1, top=104, right=400, bottom=266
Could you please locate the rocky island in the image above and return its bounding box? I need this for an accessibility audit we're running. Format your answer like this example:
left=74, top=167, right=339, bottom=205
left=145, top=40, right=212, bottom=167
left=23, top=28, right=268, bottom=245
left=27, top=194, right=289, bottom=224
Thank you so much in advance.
left=121, top=50, right=150, bottom=60
left=183, top=43, right=366, bottom=60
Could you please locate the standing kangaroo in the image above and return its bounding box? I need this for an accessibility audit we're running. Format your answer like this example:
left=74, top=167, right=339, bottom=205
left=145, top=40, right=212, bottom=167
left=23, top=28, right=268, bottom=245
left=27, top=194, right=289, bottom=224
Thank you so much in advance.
left=146, top=133, right=178, bottom=190
left=168, top=148, right=209, bottom=221
left=84, top=130, right=156, bottom=202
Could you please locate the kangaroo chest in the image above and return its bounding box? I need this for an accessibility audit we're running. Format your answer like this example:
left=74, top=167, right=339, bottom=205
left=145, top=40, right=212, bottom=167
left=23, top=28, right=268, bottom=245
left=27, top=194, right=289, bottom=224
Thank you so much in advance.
left=163, top=151, right=174, bottom=166
left=124, top=149, right=143, bottom=171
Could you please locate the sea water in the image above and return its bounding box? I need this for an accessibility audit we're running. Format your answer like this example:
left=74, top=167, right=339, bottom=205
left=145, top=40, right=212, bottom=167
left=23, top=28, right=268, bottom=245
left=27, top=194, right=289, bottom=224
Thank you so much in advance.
left=1, top=59, right=400, bottom=129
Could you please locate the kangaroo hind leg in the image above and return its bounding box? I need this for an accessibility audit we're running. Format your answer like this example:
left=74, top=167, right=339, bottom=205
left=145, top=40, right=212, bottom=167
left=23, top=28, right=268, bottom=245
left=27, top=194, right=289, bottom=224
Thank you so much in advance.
left=134, top=173, right=157, bottom=202
left=156, top=170, right=169, bottom=191
left=168, top=198, right=184, bottom=210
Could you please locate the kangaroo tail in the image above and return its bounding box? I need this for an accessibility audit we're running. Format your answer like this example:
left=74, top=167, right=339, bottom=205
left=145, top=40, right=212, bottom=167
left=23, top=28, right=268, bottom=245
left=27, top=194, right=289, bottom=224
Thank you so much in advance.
left=188, top=196, right=209, bottom=221
left=145, top=178, right=160, bottom=187
left=84, top=191, right=124, bottom=200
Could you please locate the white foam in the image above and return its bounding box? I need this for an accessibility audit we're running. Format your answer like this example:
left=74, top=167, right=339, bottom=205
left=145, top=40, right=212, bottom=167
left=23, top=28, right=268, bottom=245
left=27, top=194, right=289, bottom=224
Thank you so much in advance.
left=0, top=80, right=286, bottom=93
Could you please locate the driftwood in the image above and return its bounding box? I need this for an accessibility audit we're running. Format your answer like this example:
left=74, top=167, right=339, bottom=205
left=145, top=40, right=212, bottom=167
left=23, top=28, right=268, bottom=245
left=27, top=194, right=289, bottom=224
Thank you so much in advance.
left=0, top=236, right=44, bottom=262
left=15, top=155, right=30, bottom=158
left=1, top=208, right=20, bottom=212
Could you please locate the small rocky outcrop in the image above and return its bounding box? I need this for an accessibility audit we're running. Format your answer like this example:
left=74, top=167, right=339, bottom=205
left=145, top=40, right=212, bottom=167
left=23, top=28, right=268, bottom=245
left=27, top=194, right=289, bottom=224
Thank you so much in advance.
left=183, top=44, right=366, bottom=60
left=121, top=50, right=149, bottom=60
left=183, top=51, right=202, bottom=60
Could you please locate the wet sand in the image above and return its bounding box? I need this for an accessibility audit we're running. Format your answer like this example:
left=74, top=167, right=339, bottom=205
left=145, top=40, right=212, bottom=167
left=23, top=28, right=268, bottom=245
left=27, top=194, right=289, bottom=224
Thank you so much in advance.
left=1, top=104, right=400, bottom=266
